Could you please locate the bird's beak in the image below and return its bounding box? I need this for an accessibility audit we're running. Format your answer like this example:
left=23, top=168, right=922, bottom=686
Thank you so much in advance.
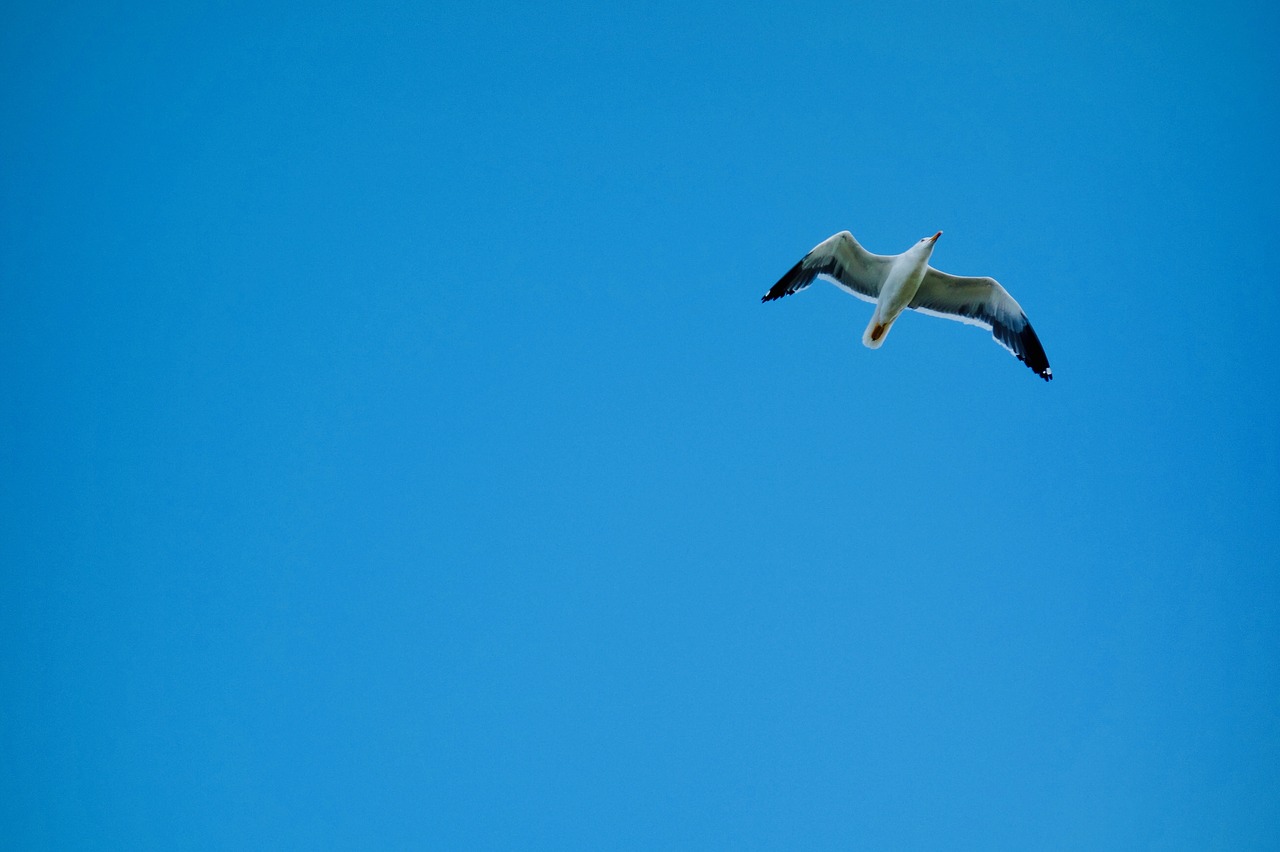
left=930, top=231, right=942, bottom=243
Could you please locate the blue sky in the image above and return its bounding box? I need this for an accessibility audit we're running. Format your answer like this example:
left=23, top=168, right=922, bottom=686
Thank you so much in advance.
left=3, top=0, right=1278, bottom=847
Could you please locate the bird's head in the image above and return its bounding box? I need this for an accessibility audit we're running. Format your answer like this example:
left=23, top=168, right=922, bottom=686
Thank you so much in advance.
left=911, top=230, right=942, bottom=257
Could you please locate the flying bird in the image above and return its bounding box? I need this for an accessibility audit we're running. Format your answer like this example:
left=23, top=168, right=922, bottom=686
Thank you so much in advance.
left=762, top=231, right=1052, bottom=381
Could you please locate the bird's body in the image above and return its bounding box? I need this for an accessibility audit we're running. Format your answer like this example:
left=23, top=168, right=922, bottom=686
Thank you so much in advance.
left=858, top=230, right=941, bottom=350
left=762, top=230, right=1053, bottom=381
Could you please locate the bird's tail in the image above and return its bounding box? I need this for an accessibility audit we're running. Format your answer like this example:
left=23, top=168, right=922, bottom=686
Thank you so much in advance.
left=862, top=315, right=895, bottom=349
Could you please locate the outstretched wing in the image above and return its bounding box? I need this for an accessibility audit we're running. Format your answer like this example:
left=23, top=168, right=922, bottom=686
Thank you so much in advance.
left=910, top=268, right=1053, bottom=381
left=761, top=231, right=891, bottom=305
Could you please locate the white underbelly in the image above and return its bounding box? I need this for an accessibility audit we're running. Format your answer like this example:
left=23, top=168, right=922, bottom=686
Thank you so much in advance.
left=877, top=270, right=925, bottom=320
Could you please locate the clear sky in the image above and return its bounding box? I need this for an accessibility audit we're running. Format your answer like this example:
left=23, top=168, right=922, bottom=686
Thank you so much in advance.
left=3, top=0, right=1278, bottom=848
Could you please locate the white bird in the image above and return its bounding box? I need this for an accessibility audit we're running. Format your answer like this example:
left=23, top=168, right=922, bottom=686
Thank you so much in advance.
left=762, top=230, right=1053, bottom=381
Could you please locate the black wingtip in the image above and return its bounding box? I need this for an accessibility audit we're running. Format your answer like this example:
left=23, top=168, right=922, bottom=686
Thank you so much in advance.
left=1018, top=323, right=1053, bottom=382
left=761, top=259, right=808, bottom=303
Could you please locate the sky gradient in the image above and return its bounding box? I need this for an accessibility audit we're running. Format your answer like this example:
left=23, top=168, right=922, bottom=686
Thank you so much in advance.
left=3, top=0, right=1279, bottom=847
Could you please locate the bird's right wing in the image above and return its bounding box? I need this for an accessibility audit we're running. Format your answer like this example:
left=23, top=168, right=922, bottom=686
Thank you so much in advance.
left=761, top=231, right=891, bottom=305
left=910, top=268, right=1053, bottom=381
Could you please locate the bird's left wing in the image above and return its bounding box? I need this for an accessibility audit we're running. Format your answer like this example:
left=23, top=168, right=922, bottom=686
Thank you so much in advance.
left=910, top=268, right=1053, bottom=381
left=761, top=231, right=890, bottom=304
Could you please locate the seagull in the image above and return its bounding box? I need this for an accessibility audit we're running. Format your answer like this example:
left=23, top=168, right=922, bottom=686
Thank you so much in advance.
left=762, top=231, right=1052, bottom=381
